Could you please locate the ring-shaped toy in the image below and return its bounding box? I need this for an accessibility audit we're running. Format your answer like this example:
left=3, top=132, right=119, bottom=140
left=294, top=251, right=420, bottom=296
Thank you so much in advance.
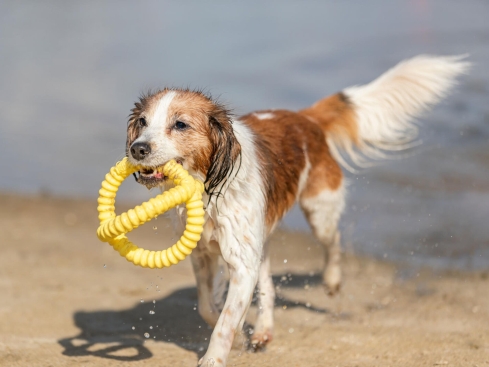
left=96, top=157, right=205, bottom=269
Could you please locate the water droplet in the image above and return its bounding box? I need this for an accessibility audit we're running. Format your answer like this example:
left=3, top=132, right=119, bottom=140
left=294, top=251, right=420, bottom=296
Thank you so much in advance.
left=144, top=333, right=150, bottom=338
left=288, top=328, right=294, bottom=333
left=149, top=326, right=153, bottom=329
left=153, top=300, right=156, bottom=304
left=193, top=307, right=197, bottom=311
left=283, top=259, right=288, bottom=263
left=306, top=302, right=311, bottom=308
left=103, top=264, right=106, bottom=268
left=248, top=329, right=254, bottom=335
left=132, top=326, right=135, bottom=330
left=149, top=310, right=155, bottom=314
left=140, top=299, right=144, bottom=303
left=198, top=346, right=204, bottom=352
left=153, top=226, right=157, bottom=230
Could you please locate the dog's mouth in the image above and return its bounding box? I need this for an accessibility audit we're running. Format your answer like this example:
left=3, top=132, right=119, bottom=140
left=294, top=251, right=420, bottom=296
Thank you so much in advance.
left=134, top=159, right=183, bottom=188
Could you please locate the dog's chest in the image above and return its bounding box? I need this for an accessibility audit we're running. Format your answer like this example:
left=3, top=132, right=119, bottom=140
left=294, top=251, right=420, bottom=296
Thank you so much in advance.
left=174, top=204, right=222, bottom=255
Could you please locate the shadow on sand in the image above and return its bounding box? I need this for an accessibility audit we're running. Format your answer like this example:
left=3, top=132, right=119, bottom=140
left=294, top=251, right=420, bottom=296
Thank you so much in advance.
left=58, top=273, right=327, bottom=361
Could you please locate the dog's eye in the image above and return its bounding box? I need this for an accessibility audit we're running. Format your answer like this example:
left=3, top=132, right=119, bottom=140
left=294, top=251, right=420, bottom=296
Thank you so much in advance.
left=174, top=121, right=188, bottom=130
left=138, top=117, right=147, bottom=127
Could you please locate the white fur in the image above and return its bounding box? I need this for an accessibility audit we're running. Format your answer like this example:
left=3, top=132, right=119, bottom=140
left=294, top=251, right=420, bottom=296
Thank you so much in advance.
left=331, top=55, right=470, bottom=170
left=183, top=120, right=267, bottom=366
left=202, top=119, right=267, bottom=260
left=153, top=90, right=177, bottom=126
left=300, top=186, right=345, bottom=292
left=131, top=91, right=180, bottom=167
left=254, top=112, right=275, bottom=120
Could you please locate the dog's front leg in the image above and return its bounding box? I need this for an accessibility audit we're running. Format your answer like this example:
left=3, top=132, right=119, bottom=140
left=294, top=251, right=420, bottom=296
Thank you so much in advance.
left=191, top=249, right=221, bottom=327
left=198, top=230, right=261, bottom=366
left=251, top=250, right=275, bottom=349
left=198, top=265, right=257, bottom=366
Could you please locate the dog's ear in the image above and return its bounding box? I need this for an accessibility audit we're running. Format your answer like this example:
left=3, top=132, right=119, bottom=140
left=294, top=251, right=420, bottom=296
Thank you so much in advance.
left=126, top=102, right=143, bottom=156
left=206, top=106, right=241, bottom=197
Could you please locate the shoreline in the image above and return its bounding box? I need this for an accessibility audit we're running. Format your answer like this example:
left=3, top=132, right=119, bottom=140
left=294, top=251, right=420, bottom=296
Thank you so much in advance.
left=1, top=190, right=485, bottom=274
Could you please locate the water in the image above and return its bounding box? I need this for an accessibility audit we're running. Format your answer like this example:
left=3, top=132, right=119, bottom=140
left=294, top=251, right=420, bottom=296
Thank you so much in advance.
left=1, top=1, right=488, bottom=270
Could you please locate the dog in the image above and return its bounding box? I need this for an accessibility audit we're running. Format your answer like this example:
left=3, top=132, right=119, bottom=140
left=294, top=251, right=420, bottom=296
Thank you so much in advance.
left=125, top=55, right=468, bottom=366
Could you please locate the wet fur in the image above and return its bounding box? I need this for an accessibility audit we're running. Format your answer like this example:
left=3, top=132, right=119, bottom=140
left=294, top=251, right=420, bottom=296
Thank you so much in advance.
left=124, top=55, right=468, bottom=367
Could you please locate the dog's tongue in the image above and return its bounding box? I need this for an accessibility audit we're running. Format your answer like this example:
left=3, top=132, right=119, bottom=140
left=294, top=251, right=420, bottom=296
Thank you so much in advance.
left=153, top=171, right=164, bottom=179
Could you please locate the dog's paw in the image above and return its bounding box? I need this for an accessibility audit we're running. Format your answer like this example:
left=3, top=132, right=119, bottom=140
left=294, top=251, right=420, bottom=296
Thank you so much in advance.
left=323, top=264, right=341, bottom=296
left=198, top=355, right=228, bottom=367
left=324, top=281, right=341, bottom=296
left=250, top=329, right=273, bottom=351
left=197, top=356, right=217, bottom=367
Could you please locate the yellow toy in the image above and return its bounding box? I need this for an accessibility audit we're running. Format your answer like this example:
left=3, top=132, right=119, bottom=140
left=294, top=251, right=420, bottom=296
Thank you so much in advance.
left=96, top=157, right=205, bottom=268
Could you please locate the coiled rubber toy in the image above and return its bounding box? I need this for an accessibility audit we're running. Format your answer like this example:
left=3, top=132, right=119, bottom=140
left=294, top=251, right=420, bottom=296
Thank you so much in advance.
left=96, top=157, right=205, bottom=268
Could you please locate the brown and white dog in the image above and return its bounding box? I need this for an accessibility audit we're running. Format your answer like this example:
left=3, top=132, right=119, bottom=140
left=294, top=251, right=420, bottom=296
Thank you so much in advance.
left=126, top=55, right=468, bottom=366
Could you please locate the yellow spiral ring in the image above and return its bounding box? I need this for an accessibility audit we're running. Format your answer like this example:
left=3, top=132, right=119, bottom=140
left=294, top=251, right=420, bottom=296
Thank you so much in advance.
left=96, top=157, right=205, bottom=268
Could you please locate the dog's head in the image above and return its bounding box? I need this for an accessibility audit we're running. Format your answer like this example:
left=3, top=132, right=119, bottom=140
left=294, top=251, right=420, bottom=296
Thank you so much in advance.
left=126, top=89, right=241, bottom=196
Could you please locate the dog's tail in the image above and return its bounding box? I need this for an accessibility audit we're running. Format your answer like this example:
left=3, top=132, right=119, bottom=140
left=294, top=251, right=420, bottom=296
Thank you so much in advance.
left=299, top=55, right=470, bottom=171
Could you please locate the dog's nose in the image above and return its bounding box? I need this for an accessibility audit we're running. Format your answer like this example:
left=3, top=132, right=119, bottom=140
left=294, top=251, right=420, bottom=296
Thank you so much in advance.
left=130, top=142, right=151, bottom=161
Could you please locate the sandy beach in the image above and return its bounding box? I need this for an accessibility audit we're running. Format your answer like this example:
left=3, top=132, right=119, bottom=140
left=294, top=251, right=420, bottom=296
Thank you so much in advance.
left=0, top=192, right=487, bottom=367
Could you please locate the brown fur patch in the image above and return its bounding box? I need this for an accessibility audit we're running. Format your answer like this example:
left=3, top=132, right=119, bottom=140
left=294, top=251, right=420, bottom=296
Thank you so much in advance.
left=242, top=109, right=343, bottom=229
left=299, top=92, right=358, bottom=146
left=164, top=91, right=217, bottom=175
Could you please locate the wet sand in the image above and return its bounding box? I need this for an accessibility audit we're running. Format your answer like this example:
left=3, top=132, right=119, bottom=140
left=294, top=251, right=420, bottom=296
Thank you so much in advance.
left=0, top=193, right=488, bottom=366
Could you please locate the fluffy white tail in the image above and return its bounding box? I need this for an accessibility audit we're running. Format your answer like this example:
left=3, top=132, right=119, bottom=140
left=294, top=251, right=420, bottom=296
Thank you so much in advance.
left=301, top=55, right=470, bottom=171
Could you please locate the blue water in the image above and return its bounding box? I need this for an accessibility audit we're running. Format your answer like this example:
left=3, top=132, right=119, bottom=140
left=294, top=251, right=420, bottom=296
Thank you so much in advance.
left=1, top=1, right=488, bottom=270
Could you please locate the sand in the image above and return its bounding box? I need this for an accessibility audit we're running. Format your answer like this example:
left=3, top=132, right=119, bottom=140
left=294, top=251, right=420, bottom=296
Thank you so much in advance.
left=0, top=193, right=487, bottom=367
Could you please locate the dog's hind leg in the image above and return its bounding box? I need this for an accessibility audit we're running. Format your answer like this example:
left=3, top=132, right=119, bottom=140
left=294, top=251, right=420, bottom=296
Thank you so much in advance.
left=251, top=245, right=275, bottom=350
left=300, top=180, right=345, bottom=296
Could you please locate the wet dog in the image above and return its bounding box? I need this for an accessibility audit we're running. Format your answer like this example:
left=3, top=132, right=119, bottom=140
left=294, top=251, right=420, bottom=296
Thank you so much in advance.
left=126, top=55, right=468, bottom=366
